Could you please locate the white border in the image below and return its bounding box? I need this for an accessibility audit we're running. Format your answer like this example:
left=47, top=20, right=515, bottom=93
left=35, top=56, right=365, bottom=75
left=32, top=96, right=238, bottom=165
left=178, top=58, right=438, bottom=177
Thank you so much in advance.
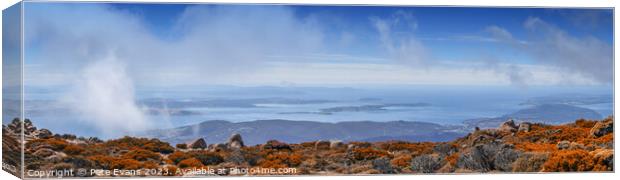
left=1, top=0, right=618, bottom=180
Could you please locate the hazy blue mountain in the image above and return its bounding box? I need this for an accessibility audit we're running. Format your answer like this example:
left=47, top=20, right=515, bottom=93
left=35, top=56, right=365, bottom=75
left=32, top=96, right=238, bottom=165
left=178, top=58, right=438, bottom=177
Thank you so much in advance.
left=464, top=104, right=603, bottom=129
left=145, top=120, right=466, bottom=145
left=140, top=97, right=334, bottom=108
left=320, top=103, right=431, bottom=113
left=520, top=94, right=612, bottom=106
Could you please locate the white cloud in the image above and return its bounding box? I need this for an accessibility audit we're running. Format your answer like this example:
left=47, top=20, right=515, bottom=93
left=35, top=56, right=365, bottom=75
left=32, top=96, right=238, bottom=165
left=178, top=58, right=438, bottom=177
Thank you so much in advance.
left=24, top=4, right=325, bottom=135
left=59, top=55, right=149, bottom=137
left=487, top=17, right=612, bottom=85
left=24, top=4, right=324, bottom=87
left=370, top=11, right=430, bottom=67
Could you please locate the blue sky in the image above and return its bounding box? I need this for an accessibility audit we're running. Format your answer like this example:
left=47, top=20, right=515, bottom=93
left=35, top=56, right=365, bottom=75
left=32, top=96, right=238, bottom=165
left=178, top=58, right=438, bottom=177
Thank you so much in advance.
left=15, top=3, right=614, bottom=136
left=23, top=3, right=614, bottom=87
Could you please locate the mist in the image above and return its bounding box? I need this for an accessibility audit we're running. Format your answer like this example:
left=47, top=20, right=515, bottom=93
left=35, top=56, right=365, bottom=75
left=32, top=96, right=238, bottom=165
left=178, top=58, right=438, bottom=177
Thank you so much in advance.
left=60, top=55, right=149, bottom=137
left=24, top=4, right=324, bottom=136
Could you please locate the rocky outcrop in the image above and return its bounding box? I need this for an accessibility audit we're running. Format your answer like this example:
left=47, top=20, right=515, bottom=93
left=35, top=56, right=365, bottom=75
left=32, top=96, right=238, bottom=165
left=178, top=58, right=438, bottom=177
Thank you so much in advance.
left=208, top=143, right=228, bottom=152
left=499, top=119, right=518, bottom=133
left=188, top=138, right=207, bottom=149
left=591, top=149, right=613, bottom=171
left=518, top=122, right=531, bottom=132
left=262, top=140, right=292, bottom=151
left=329, top=140, right=345, bottom=149
left=227, top=133, right=245, bottom=149
left=33, top=148, right=55, bottom=158
left=314, top=140, right=330, bottom=150
left=590, top=118, right=613, bottom=137
left=6, top=118, right=34, bottom=135
left=33, top=129, right=53, bottom=139
left=556, top=141, right=585, bottom=150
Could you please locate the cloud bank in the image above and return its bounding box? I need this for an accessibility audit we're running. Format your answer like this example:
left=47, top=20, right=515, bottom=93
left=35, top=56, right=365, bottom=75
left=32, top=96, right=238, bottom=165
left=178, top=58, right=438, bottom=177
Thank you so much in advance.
left=487, top=17, right=613, bottom=85
left=24, top=4, right=324, bottom=136
left=60, top=55, right=148, bottom=137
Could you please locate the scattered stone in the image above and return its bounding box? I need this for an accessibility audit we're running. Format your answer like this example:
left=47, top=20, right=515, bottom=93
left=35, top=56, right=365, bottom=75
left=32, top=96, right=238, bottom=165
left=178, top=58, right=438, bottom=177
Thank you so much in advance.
left=557, top=140, right=570, bottom=150
left=591, top=149, right=613, bottom=170
left=263, top=140, right=292, bottom=151
left=347, top=144, right=357, bottom=150
left=329, top=140, right=344, bottom=149
left=23, top=119, right=37, bottom=135
left=518, top=122, right=531, bottom=132
left=433, top=143, right=457, bottom=156
left=314, top=140, right=330, bottom=150
left=188, top=138, right=207, bottom=149
left=372, top=157, right=395, bottom=174
left=227, top=133, right=245, bottom=149
left=568, top=142, right=585, bottom=150
left=176, top=143, right=188, bottom=149
left=33, top=148, right=55, bottom=157
left=590, top=119, right=613, bottom=137
left=33, top=129, right=53, bottom=139
left=208, top=143, right=228, bottom=152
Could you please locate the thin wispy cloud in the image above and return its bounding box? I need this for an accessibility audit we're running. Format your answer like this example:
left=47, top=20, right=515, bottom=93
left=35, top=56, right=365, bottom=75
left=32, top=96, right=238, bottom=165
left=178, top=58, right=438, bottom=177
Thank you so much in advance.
left=486, top=17, right=612, bottom=85
left=370, top=11, right=431, bottom=68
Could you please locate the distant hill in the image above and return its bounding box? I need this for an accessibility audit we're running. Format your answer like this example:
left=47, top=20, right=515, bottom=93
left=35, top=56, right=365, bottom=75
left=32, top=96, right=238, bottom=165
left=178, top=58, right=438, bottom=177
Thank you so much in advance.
left=464, top=104, right=602, bottom=129
left=145, top=120, right=466, bottom=145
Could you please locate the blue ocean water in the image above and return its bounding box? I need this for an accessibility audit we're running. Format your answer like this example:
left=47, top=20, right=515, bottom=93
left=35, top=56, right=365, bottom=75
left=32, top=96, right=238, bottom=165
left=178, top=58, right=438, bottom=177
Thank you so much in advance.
left=22, top=85, right=613, bottom=138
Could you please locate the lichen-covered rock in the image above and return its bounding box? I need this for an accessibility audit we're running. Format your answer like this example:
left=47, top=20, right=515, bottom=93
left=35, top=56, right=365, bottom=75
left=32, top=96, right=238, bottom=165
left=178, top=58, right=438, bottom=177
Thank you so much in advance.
left=411, top=154, right=444, bottom=173
left=329, top=140, right=344, bottom=149
left=33, top=129, right=53, bottom=139
left=557, top=141, right=570, bottom=150
left=6, top=118, right=38, bottom=135
left=208, top=143, right=228, bottom=152
left=590, top=149, right=613, bottom=170
left=590, top=119, right=613, bottom=137
left=33, top=148, right=56, bottom=158
left=314, top=140, right=330, bottom=150
left=372, top=157, right=395, bottom=174
left=456, top=141, right=520, bottom=172
left=262, top=140, right=292, bottom=151
left=433, top=143, right=457, bottom=156
left=518, top=122, right=531, bottom=132
left=499, top=119, right=518, bottom=133
left=188, top=138, right=207, bottom=149
left=227, top=133, right=244, bottom=149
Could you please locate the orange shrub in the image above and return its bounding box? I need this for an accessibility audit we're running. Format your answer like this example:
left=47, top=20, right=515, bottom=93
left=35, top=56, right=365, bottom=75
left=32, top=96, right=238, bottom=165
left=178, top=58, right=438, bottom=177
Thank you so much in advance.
left=142, top=161, right=159, bottom=169
left=574, top=119, right=596, bottom=128
left=378, top=141, right=434, bottom=155
left=167, top=151, right=190, bottom=164
left=187, top=151, right=224, bottom=166
left=177, top=158, right=203, bottom=168
left=543, top=150, right=594, bottom=172
left=515, top=142, right=556, bottom=152
left=111, top=159, right=143, bottom=170
left=176, top=144, right=188, bottom=149
left=257, top=151, right=303, bottom=169
left=88, top=155, right=118, bottom=169
left=63, top=144, right=85, bottom=155
left=351, top=147, right=388, bottom=161
left=390, top=155, right=412, bottom=168
left=105, top=136, right=174, bottom=154
left=591, top=149, right=613, bottom=171
left=122, top=149, right=161, bottom=161
left=446, top=152, right=459, bottom=166
left=27, top=138, right=69, bottom=151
